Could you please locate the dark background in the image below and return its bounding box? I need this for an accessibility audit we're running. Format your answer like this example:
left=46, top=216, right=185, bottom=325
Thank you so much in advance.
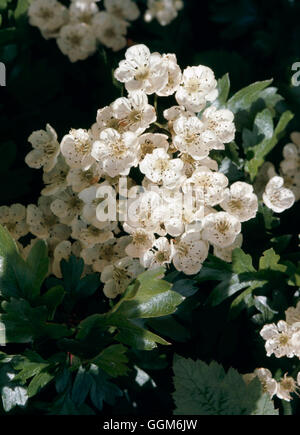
left=0, top=0, right=300, bottom=415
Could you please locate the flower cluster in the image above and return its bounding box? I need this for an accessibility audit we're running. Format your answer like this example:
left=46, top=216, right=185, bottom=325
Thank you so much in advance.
left=28, top=0, right=184, bottom=62
left=5, top=44, right=261, bottom=299
left=248, top=302, right=300, bottom=402
left=255, top=131, right=300, bottom=213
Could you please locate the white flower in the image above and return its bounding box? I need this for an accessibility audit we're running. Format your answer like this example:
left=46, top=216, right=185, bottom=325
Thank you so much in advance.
left=81, top=236, right=130, bottom=273
left=253, top=161, right=277, bottom=198
left=263, top=176, right=295, bottom=213
left=27, top=196, right=59, bottom=239
left=101, top=256, right=144, bottom=298
left=220, top=182, right=258, bottom=222
left=51, top=187, right=84, bottom=225
left=280, top=132, right=300, bottom=175
left=141, top=237, right=173, bottom=269
left=25, top=124, right=60, bottom=172
left=94, top=105, right=121, bottom=135
left=0, top=204, right=28, bottom=240
left=28, top=0, right=68, bottom=34
left=52, top=241, right=72, bottom=278
left=214, top=233, right=243, bottom=263
left=92, top=128, right=139, bottom=177
left=202, top=211, right=241, bottom=248
left=92, top=12, right=128, bottom=52
left=41, top=155, right=69, bottom=196
left=104, top=0, right=140, bottom=22
left=175, top=65, right=218, bottom=112
left=276, top=374, right=299, bottom=402
left=111, top=91, right=156, bottom=135
left=253, top=368, right=278, bottom=399
left=260, top=320, right=300, bottom=358
left=180, top=154, right=218, bottom=178
left=78, top=181, right=112, bottom=227
left=201, top=106, right=236, bottom=149
left=139, top=147, right=184, bottom=189
left=157, top=54, right=182, bottom=97
left=173, top=116, right=210, bottom=160
left=114, top=44, right=168, bottom=95
left=138, top=133, right=169, bottom=160
left=123, top=224, right=155, bottom=258
left=144, top=0, right=183, bottom=26
left=61, top=128, right=94, bottom=170
left=126, top=190, right=163, bottom=234
left=285, top=302, right=300, bottom=325
left=183, top=167, right=228, bottom=206
left=164, top=105, right=194, bottom=123
left=172, top=231, right=209, bottom=275
left=71, top=218, right=114, bottom=247
left=57, top=23, right=97, bottom=62
left=47, top=223, right=71, bottom=250
left=69, top=0, right=99, bottom=25
left=66, top=164, right=102, bottom=193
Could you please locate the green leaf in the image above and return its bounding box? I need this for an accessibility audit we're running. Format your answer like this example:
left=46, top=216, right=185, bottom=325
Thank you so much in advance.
left=91, top=344, right=129, bottom=378
left=245, top=110, right=294, bottom=180
left=26, top=240, right=49, bottom=299
left=38, top=286, right=65, bottom=320
left=213, top=73, right=230, bottom=108
left=227, top=79, right=273, bottom=114
left=0, top=225, right=49, bottom=301
left=88, top=365, right=122, bottom=411
left=71, top=366, right=94, bottom=407
left=74, top=268, right=184, bottom=351
left=172, top=356, right=278, bottom=415
left=27, top=371, right=55, bottom=398
left=259, top=248, right=287, bottom=273
left=14, top=0, right=29, bottom=21
left=0, top=298, right=72, bottom=343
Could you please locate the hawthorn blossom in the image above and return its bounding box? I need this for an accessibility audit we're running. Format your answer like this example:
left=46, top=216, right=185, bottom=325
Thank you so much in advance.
left=202, top=211, right=241, bottom=248
left=69, top=0, right=99, bottom=25
left=66, top=164, right=102, bottom=193
left=201, top=106, right=236, bottom=149
left=276, top=374, right=299, bottom=402
left=263, top=176, right=295, bottom=213
left=123, top=224, right=156, bottom=258
left=50, top=187, right=84, bottom=225
left=141, top=237, right=173, bottom=269
left=157, top=54, right=182, bottom=97
left=92, top=11, right=128, bottom=52
left=137, top=133, right=169, bottom=160
left=220, top=182, right=258, bottom=222
left=285, top=302, right=300, bottom=325
left=104, top=0, right=140, bottom=22
left=92, top=128, right=139, bottom=177
left=101, top=257, right=144, bottom=298
left=139, top=148, right=184, bottom=189
left=81, top=236, right=131, bottom=273
left=71, top=218, right=114, bottom=247
left=57, top=23, right=97, bottom=62
left=175, top=66, right=218, bottom=112
left=41, top=155, right=69, bottom=196
left=144, top=0, right=183, bottom=26
left=27, top=196, right=59, bottom=239
left=173, top=116, right=210, bottom=160
left=172, top=231, right=209, bottom=275
left=260, top=320, right=300, bottom=358
left=214, top=233, right=243, bottom=263
left=28, top=0, right=68, bottom=35
left=183, top=167, right=228, bottom=207
left=0, top=204, right=28, bottom=240
left=25, top=124, right=60, bottom=172
left=111, top=91, right=157, bottom=135
left=114, top=44, right=168, bottom=94
left=61, top=128, right=95, bottom=170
